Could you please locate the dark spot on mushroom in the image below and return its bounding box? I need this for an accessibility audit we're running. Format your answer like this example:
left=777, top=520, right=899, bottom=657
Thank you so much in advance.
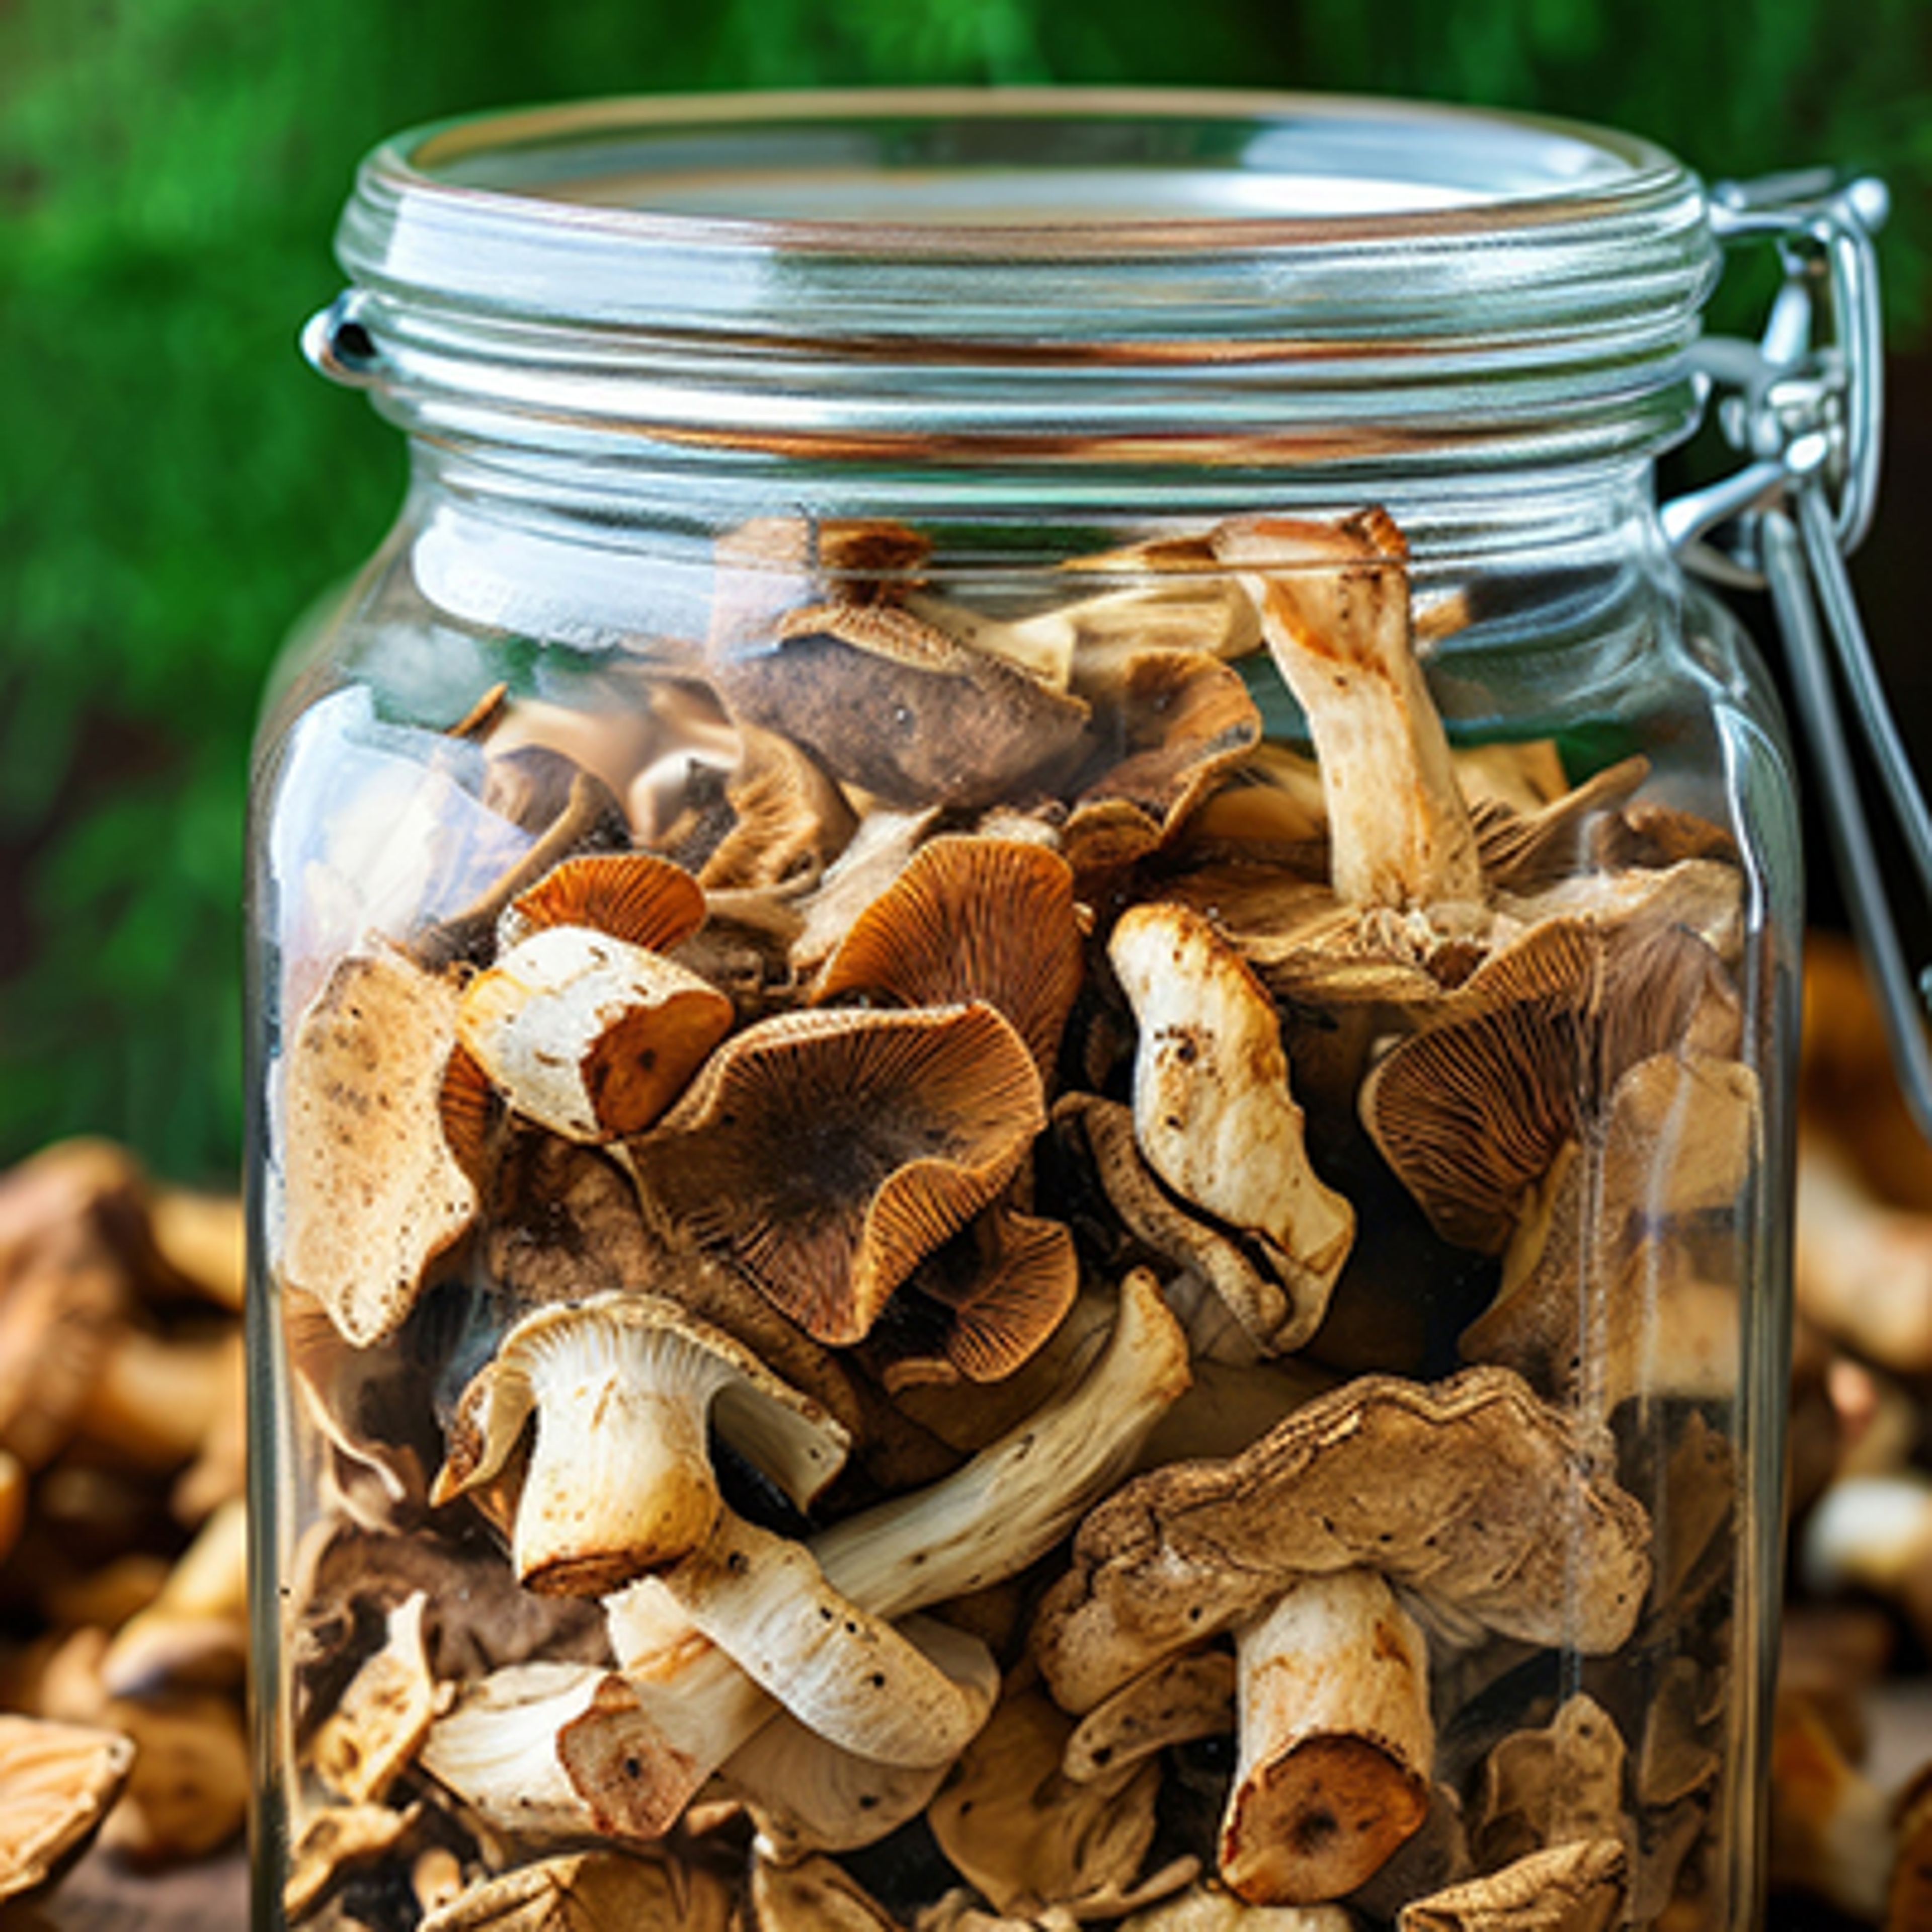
left=1292, top=1804, right=1340, bottom=1857
left=623, top=1755, right=643, bottom=1780
left=869, top=1672, right=887, bottom=1690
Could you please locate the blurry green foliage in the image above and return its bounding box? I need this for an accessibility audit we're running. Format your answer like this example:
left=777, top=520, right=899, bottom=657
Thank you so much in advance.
left=0, top=0, right=1926, bottom=1181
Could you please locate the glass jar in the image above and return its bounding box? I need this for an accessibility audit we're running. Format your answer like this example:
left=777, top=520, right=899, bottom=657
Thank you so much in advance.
left=251, top=92, right=1809, bottom=1932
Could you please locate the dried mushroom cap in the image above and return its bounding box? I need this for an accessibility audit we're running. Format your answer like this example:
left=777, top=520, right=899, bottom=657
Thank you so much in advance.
left=1221, top=1568, right=1433, bottom=1905
left=0, top=1715, right=136, bottom=1902
left=696, top=723, right=857, bottom=894
left=1032, top=1365, right=1650, bottom=1715
left=279, top=946, right=478, bottom=1348
left=1070, top=648, right=1262, bottom=836
left=499, top=850, right=709, bottom=955
left=284, top=1801, right=422, bottom=1923
left=632, top=1002, right=1045, bottom=1345
left=97, top=1688, right=249, bottom=1862
left=1467, top=1694, right=1625, bottom=1875
left=869, top=1202, right=1079, bottom=1392
left=1361, top=915, right=1738, bottom=1255
left=714, top=596, right=1090, bottom=811
left=927, top=1683, right=1199, bottom=1924
left=791, top=807, right=946, bottom=974
left=814, top=835, right=1084, bottom=1079
left=458, top=925, right=735, bottom=1142
left=1109, top=904, right=1354, bottom=1347
left=418, top=1849, right=733, bottom=1932
left=310, top=1591, right=443, bottom=1805
left=1063, top=1649, right=1235, bottom=1784
left=1468, top=758, right=1651, bottom=898
left=746, top=1853, right=909, bottom=1931
left=1210, top=510, right=1483, bottom=917
left=434, top=1291, right=850, bottom=1594
left=1396, top=1837, right=1626, bottom=1931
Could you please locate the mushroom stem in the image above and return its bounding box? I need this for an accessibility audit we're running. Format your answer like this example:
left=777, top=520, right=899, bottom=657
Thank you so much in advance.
left=1211, top=511, right=1483, bottom=916
left=1219, top=1569, right=1433, bottom=1905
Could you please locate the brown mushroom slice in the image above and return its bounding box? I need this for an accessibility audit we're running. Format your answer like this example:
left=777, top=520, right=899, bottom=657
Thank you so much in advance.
left=285, top=1801, right=422, bottom=1923
left=279, top=946, right=478, bottom=1348
left=582, top=1271, right=1190, bottom=1835
left=0, top=1715, right=136, bottom=1902
left=715, top=598, right=1090, bottom=811
left=1065, top=1649, right=1237, bottom=1784
left=98, top=1689, right=249, bottom=1862
left=1467, top=1695, right=1626, bottom=1875
left=929, top=1682, right=1198, bottom=1924
left=458, top=926, right=734, bottom=1142
left=1211, top=510, right=1483, bottom=918
left=1221, top=1569, right=1433, bottom=1905
left=814, top=835, right=1084, bottom=1079
left=1636, top=1660, right=1722, bottom=1811
left=722, top=1615, right=999, bottom=1858
left=697, top=723, right=858, bottom=893
left=789, top=806, right=946, bottom=974
left=1468, top=757, right=1651, bottom=898
left=1361, top=915, right=1738, bottom=1256
left=309, top=1590, right=444, bottom=1805
left=500, top=850, right=709, bottom=954
left=1070, top=647, right=1263, bottom=837
left=632, top=1002, right=1045, bottom=1345
left=1460, top=1051, right=1759, bottom=1406
left=1396, top=1839, right=1627, bottom=1932
left=869, top=1202, right=1080, bottom=1392
left=1031, top=1364, right=1651, bottom=1716
left=418, top=1848, right=734, bottom=1932
left=1109, top=904, right=1354, bottom=1346
left=434, top=1291, right=850, bottom=1595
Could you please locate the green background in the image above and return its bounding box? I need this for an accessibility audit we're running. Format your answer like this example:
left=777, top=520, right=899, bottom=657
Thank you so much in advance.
left=2, top=0, right=1928, bottom=1183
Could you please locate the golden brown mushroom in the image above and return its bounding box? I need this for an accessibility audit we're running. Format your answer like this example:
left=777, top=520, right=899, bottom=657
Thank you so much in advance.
left=630, top=1002, right=1045, bottom=1345
left=0, top=1714, right=136, bottom=1903
left=1396, top=1838, right=1627, bottom=1931
left=417, top=1848, right=733, bottom=1932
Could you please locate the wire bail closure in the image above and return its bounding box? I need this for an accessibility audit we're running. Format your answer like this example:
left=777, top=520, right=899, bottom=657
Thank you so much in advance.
left=1663, top=169, right=1932, bottom=1143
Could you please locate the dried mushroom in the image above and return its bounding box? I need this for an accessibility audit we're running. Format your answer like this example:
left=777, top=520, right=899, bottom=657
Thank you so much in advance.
left=1466, top=1695, right=1626, bottom=1874
left=744, top=1853, right=908, bottom=1931
left=1062, top=1649, right=1236, bottom=1784
left=417, top=1848, right=733, bottom=1932
left=310, top=1591, right=444, bottom=1804
left=0, top=1714, right=136, bottom=1902
left=1397, top=1839, right=1626, bottom=1931
left=1120, top=1886, right=1357, bottom=1931
left=631, top=1003, right=1045, bottom=1344
left=279, top=946, right=477, bottom=1347
left=433, top=1292, right=851, bottom=1593
left=284, top=1801, right=423, bottom=1922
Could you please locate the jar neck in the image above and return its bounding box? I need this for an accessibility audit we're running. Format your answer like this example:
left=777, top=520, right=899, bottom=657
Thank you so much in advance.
left=401, top=433, right=1676, bottom=672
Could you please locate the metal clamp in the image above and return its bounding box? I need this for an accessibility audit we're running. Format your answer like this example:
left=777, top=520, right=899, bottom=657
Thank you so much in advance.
left=1662, top=170, right=1932, bottom=1143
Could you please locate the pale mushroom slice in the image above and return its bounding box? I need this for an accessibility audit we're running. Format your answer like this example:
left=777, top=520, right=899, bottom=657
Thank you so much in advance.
left=790, top=806, right=947, bottom=976
left=1031, top=1364, right=1651, bottom=1718
left=1467, top=1694, right=1627, bottom=1875
left=279, top=945, right=478, bottom=1348
left=0, top=1714, right=136, bottom=1902
left=284, top=1800, right=422, bottom=1923
left=433, top=1291, right=851, bottom=1595
left=417, top=1848, right=734, bottom=1932
left=1209, top=509, right=1484, bottom=922
left=1109, top=903, right=1354, bottom=1348
left=1121, top=1887, right=1356, bottom=1931
left=813, top=835, right=1085, bottom=1080
left=309, top=1590, right=445, bottom=1805
left=719, top=1614, right=1000, bottom=1856
left=696, top=721, right=858, bottom=893
left=458, top=924, right=734, bottom=1142
left=744, top=1852, right=910, bottom=1931
left=574, top=1271, right=1190, bottom=1837
left=630, top=1002, right=1046, bottom=1345
left=928, top=1682, right=1200, bottom=1925
left=1063, top=1649, right=1237, bottom=1785
left=1396, top=1838, right=1627, bottom=1932
left=1220, top=1569, right=1434, bottom=1905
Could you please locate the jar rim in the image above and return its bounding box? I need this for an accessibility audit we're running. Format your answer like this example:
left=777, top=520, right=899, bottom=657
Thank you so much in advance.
left=320, top=87, right=1719, bottom=477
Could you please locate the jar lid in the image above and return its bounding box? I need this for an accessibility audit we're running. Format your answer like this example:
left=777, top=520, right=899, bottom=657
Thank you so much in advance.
left=320, top=89, right=1718, bottom=473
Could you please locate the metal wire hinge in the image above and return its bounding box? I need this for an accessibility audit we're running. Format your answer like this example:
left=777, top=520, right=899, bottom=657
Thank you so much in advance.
left=1662, top=169, right=1932, bottom=1143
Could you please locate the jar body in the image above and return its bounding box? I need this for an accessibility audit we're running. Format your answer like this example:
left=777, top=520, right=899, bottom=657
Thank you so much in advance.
left=250, top=93, right=1800, bottom=1932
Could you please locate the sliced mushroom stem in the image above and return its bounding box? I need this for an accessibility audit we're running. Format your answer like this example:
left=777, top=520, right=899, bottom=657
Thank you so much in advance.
left=1219, top=1569, right=1433, bottom=1905
left=1211, top=512, right=1483, bottom=916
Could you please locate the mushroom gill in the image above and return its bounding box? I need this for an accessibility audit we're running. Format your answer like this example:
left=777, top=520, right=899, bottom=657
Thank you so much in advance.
left=629, top=1003, right=1046, bottom=1345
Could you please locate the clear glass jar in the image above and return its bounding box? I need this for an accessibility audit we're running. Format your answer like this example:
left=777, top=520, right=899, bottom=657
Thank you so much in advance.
left=250, top=92, right=1801, bottom=1932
